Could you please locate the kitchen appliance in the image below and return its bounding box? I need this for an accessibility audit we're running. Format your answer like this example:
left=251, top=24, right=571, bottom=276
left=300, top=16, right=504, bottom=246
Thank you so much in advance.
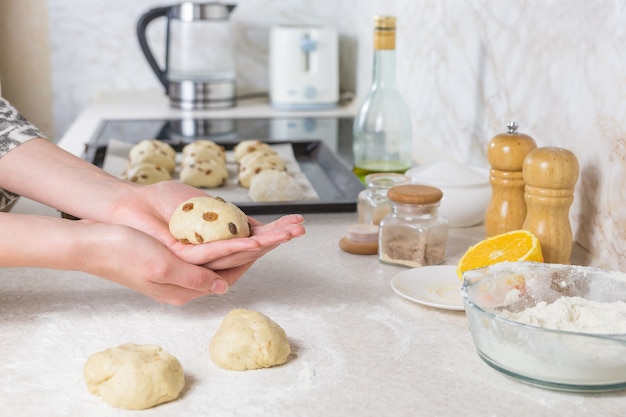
left=137, top=2, right=237, bottom=110
left=269, top=25, right=339, bottom=110
left=79, top=116, right=362, bottom=215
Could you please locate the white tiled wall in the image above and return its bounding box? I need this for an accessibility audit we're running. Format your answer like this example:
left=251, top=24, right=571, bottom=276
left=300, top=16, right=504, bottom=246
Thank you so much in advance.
left=46, top=0, right=626, bottom=269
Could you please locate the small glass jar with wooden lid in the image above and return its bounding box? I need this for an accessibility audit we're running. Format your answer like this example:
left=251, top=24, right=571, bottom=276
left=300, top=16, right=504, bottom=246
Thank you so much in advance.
left=379, top=184, right=449, bottom=268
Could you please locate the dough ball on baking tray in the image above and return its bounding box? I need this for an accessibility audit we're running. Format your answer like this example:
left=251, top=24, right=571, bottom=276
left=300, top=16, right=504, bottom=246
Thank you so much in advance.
left=248, top=169, right=303, bottom=202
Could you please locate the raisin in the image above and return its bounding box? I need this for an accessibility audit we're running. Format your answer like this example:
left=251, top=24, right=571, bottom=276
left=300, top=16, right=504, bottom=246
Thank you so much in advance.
left=254, top=167, right=262, bottom=174
left=182, top=203, right=194, bottom=211
left=195, top=232, right=204, bottom=243
left=180, top=238, right=191, bottom=244
left=229, top=222, right=238, bottom=234
left=215, top=197, right=225, bottom=202
left=203, top=211, right=219, bottom=221
left=205, top=169, right=213, bottom=175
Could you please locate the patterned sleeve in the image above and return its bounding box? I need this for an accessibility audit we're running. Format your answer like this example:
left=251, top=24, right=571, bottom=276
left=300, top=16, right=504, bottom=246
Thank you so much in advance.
left=0, top=97, right=47, bottom=209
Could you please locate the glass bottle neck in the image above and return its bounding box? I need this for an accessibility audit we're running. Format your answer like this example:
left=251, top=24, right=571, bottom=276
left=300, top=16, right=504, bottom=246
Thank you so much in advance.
left=372, top=49, right=397, bottom=89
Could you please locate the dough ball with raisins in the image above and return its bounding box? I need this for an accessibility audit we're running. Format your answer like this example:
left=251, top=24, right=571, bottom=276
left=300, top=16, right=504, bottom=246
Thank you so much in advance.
left=129, top=140, right=176, bottom=173
left=123, top=163, right=171, bottom=185
left=233, top=140, right=275, bottom=162
left=180, top=160, right=228, bottom=188
left=169, top=197, right=250, bottom=244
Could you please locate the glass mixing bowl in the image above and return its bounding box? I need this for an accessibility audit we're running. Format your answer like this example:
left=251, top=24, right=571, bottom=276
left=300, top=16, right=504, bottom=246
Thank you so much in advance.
left=462, top=261, right=626, bottom=392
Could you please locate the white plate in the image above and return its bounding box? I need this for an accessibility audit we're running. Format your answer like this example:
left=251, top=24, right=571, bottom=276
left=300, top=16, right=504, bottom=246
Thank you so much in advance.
left=390, top=265, right=464, bottom=311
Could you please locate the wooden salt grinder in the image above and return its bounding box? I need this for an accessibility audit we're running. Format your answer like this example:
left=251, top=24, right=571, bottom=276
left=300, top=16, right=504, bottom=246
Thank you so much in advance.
left=484, top=121, right=537, bottom=236
left=522, top=147, right=579, bottom=264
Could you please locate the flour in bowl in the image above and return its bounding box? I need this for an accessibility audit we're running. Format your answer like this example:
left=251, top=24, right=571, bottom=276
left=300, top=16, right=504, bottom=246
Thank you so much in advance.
left=499, top=296, right=626, bottom=334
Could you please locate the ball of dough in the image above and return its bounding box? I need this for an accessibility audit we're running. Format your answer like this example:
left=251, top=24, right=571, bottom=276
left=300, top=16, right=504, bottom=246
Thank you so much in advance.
left=238, top=150, right=285, bottom=172
left=129, top=140, right=176, bottom=173
left=182, top=140, right=226, bottom=162
left=180, top=160, right=228, bottom=188
left=249, top=169, right=303, bottom=202
left=238, top=160, right=287, bottom=188
left=123, top=163, right=171, bottom=184
left=83, top=343, right=185, bottom=410
left=169, top=196, right=250, bottom=244
left=233, top=140, right=275, bottom=162
left=209, top=309, right=291, bottom=371
left=181, top=147, right=225, bottom=168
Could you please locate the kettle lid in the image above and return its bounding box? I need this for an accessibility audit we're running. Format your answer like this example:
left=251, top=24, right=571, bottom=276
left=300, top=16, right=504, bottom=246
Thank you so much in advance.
left=171, top=2, right=236, bottom=21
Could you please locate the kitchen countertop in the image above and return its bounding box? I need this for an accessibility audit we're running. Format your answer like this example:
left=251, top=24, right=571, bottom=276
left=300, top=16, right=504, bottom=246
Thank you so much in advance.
left=2, top=93, right=621, bottom=416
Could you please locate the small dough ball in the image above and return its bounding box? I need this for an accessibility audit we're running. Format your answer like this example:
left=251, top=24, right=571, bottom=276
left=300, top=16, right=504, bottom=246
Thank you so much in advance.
left=132, top=139, right=176, bottom=160
left=180, top=160, right=228, bottom=188
left=249, top=170, right=303, bottom=202
left=129, top=140, right=176, bottom=173
left=209, top=309, right=291, bottom=371
left=238, top=160, right=287, bottom=188
left=181, top=147, right=225, bottom=167
left=233, top=140, right=275, bottom=162
left=238, top=150, right=285, bottom=172
left=123, top=163, right=171, bottom=184
left=84, top=343, right=185, bottom=410
left=182, top=140, right=226, bottom=162
left=169, top=196, right=250, bottom=244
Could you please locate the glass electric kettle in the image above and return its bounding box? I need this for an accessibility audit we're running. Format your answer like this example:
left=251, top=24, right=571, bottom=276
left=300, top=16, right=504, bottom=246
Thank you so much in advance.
left=137, top=2, right=237, bottom=110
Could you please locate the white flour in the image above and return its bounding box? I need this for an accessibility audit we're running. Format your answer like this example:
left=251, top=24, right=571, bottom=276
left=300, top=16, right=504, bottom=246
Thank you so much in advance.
left=499, top=296, right=626, bottom=334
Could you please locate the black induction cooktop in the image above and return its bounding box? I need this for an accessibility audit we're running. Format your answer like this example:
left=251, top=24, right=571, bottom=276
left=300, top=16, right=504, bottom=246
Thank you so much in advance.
left=83, top=117, right=363, bottom=214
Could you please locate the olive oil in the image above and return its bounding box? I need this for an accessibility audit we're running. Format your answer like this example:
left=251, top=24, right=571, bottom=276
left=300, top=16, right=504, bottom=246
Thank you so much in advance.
left=352, top=16, right=413, bottom=182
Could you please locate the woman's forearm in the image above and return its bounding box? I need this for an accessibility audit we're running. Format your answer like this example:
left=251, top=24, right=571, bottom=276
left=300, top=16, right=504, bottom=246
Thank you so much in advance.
left=0, top=138, right=139, bottom=221
left=0, top=212, right=98, bottom=270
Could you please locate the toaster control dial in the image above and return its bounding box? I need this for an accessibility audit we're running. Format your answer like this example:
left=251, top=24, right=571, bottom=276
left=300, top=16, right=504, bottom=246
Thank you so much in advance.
left=304, top=86, right=317, bottom=99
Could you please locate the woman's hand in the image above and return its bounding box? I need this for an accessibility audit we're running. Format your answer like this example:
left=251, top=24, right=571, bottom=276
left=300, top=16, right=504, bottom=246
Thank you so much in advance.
left=107, top=180, right=306, bottom=272
left=80, top=221, right=233, bottom=305
left=0, top=213, right=231, bottom=305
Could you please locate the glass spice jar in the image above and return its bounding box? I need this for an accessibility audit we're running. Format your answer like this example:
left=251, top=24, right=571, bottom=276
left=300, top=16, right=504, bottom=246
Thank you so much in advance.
left=357, top=173, right=410, bottom=225
left=379, top=184, right=449, bottom=268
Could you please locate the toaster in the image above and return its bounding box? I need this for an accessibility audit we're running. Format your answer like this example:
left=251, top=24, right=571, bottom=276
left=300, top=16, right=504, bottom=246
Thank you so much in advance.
left=269, top=25, right=339, bottom=110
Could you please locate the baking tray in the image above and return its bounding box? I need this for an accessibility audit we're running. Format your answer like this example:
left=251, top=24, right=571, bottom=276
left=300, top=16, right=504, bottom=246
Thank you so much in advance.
left=83, top=120, right=364, bottom=215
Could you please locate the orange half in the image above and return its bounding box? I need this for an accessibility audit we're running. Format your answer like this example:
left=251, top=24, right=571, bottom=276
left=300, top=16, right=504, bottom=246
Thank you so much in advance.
left=456, top=230, right=544, bottom=279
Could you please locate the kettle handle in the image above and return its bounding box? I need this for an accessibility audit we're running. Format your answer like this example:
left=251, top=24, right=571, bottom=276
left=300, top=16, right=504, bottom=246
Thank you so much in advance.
left=136, top=6, right=169, bottom=90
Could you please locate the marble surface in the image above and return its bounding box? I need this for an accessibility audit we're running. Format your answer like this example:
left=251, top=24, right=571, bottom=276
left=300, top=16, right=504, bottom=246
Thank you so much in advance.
left=2, top=197, right=620, bottom=417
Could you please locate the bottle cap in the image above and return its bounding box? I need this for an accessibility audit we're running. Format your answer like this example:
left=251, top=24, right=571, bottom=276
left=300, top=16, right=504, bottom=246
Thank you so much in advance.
left=373, top=16, right=396, bottom=50
left=374, top=16, right=396, bottom=29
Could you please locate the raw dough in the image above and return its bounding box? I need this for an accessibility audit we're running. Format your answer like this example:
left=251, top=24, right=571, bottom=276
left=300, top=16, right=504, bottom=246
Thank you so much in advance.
left=239, top=150, right=285, bottom=172
left=249, top=169, right=303, bottom=202
left=83, top=343, right=185, bottom=410
left=209, top=309, right=291, bottom=371
left=182, top=140, right=226, bottom=162
left=169, top=196, right=250, bottom=244
left=238, top=159, right=287, bottom=188
left=181, top=147, right=225, bottom=167
left=129, top=140, right=176, bottom=173
left=180, top=160, right=228, bottom=188
left=233, top=139, right=275, bottom=162
left=123, top=162, right=171, bottom=185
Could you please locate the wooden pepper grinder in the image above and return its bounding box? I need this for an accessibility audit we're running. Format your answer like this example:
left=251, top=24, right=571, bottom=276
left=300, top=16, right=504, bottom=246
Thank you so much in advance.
left=522, top=147, right=579, bottom=264
left=484, top=121, right=537, bottom=236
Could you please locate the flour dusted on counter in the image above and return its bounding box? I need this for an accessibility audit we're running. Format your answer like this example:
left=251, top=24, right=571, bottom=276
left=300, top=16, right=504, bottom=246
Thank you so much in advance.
left=500, top=296, right=626, bottom=334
